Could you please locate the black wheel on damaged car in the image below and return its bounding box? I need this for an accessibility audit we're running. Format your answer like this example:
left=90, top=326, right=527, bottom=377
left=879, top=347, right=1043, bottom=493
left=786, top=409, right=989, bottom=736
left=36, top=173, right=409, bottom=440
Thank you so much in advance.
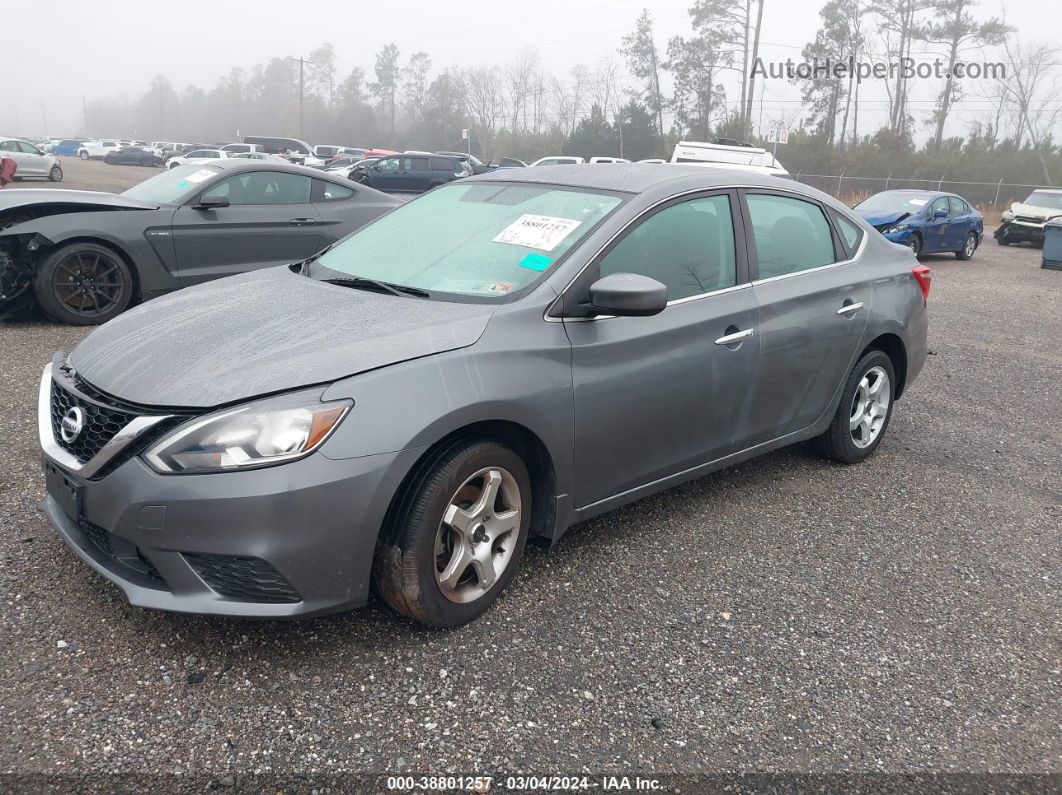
left=817, top=349, right=896, bottom=464
left=906, top=234, right=922, bottom=257
left=373, top=439, right=532, bottom=626
left=32, top=241, right=134, bottom=325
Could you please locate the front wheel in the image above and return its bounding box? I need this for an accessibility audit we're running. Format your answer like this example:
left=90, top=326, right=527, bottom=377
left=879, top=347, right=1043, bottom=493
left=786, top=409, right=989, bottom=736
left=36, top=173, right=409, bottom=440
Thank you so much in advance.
left=48, top=165, right=63, bottom=182
left=817, top=350, right=896, bottom=464
left=905, top=234, right=922, bottom=257
left=78, top=150, right=89, bottom=160
left=32, top=242, right=135, bottom=325
left=169, top=161, right=180, bottom=169
left=955, top=231, right=977, bottom=260
left=374, top=439, right=532, bottom=626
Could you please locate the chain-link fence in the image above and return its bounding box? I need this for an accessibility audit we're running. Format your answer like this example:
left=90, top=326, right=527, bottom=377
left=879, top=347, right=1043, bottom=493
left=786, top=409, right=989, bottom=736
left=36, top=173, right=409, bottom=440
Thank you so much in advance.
left=789, top=172, right=1057, bottom=213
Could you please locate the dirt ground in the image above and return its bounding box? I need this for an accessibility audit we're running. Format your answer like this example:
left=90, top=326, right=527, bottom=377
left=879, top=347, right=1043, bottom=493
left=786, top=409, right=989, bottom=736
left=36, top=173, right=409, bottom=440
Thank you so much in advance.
left=7, top=156, right=159, bottom=194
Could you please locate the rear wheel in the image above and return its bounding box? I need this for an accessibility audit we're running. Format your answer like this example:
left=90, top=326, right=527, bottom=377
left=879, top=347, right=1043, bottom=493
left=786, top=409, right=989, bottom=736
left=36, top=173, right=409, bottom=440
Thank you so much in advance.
left=33, top=242, right=134, bottom=325
left=78, top=150, right=89, bottom=160
left=374, top=439, right=532, bottom=626
left=817, top=350, right=896, bottom=464
left=955, top=231, right=977, bottom=260
left=48, top=165, right=63, bottom=182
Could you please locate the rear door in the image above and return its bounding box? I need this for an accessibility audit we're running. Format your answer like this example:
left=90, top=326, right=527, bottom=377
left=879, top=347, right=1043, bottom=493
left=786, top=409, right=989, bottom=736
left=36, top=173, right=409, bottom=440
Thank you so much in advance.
left=742, top=190, right=871, bottom=444
left=407, top=156, right=432, bottom=191
left=948, top=196, right=974, bottom=246
left=170, top=170, right=322, bottom=285
left=566, top=190, right=761, bottom=507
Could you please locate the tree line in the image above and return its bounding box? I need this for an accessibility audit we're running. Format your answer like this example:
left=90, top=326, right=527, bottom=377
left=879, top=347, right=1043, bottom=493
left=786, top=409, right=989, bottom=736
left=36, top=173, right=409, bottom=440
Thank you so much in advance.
left=82, top=0, right=1060, bottom=184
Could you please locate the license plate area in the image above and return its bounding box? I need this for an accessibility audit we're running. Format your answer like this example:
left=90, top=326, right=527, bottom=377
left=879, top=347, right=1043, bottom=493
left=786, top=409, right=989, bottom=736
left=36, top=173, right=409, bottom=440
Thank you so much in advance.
left=45, top=460, right=82, bottom=521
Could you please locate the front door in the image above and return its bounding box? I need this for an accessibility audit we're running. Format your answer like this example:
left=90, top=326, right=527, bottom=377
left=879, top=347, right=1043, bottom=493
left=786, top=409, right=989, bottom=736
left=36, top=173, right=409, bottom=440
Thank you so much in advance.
left=922, top=196, right=953, bottom=253
left=171, top=170, right=322, bottom=285
left=370, top=156, right=405, bottom=191
left=742, top=190, right=871, bottom=444
left=566, top=191, right=761, bottom=508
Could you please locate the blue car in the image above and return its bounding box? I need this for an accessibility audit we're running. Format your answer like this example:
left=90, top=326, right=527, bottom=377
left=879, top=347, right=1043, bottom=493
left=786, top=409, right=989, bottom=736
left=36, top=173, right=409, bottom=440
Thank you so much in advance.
left=854, top=190, right=983, bottom=259
left=52, top=139, right=87, bottom=156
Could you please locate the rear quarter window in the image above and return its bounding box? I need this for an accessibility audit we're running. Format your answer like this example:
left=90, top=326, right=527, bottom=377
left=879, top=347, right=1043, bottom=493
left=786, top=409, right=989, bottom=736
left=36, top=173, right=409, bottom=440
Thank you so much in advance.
left=313, top=179, right=356, bottom=202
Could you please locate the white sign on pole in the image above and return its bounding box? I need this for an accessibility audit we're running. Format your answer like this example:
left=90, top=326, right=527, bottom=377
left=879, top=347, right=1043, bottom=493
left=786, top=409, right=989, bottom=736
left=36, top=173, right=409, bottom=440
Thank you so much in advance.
left=461, top=128, right=470, bottom=139
left=766, top=128, right=789, bottom=144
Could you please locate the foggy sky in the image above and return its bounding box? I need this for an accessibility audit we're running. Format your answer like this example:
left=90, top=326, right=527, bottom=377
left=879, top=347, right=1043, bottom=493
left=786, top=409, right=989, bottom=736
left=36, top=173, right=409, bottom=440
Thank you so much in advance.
left=3, top=0, right=1054, bottom=143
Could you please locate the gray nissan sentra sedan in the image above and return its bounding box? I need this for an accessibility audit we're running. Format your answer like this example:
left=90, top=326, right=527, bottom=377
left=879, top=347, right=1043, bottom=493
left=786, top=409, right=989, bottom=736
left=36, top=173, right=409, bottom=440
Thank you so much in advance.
left=38, top=164, right=930, bottom=626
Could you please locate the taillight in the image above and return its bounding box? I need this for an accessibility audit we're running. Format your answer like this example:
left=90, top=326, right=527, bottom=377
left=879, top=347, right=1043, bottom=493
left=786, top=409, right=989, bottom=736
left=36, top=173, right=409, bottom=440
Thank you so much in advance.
left=912, top=265, right=931, bottom=302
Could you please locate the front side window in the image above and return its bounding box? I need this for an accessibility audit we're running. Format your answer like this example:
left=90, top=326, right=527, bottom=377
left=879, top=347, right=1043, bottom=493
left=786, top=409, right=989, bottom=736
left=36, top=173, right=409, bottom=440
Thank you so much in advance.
left=746, top=193, right=836, bottom=279
left=19, top=141, right=42, bottom=155
left=378, top=157, right=401, bottom=172
left=929, top=197, right=950, bottom=217
left=313, top=182, right=622, bottom=300
left=202, top=171, right=312, bottom=205
left=599, top=195, right=737, bottom=301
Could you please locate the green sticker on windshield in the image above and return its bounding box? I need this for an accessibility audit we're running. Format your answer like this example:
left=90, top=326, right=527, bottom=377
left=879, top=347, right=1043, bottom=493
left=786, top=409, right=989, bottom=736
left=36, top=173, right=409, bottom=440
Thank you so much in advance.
left=518, top=253, right=553, bottom=272
left=176, top=181, right=189, bottom=188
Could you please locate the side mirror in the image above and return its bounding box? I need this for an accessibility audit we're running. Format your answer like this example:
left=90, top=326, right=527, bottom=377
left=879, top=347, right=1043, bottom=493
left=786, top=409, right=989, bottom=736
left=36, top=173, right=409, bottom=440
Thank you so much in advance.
left=586, top=272, right=667, bottom=317
left=934, top=208, right=948, bottom=218
left=194, top=195, right=229, bottom=210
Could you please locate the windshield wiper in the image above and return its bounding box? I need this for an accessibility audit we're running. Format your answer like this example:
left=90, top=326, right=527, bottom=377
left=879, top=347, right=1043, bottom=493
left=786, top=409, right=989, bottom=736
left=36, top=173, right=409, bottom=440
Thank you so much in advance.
left=323, top=277, right=430, bottom=298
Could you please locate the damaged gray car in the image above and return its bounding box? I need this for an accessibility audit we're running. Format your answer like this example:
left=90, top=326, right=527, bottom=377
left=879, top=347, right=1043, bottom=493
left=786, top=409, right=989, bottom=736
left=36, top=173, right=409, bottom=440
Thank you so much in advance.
left=0, top=160, right=399, bottom=324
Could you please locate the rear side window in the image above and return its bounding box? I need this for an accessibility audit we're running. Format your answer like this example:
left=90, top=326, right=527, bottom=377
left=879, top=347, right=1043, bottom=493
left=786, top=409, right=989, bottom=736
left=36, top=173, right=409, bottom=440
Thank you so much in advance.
left=410, top=157, right=431, bottom=171
left=599, top=195, right=737, bottom=301
left=431, top=157, right=454, bottom=170
left=746, top=193, right=837, bottom=279
left=831, top=212, right=864, bottom=255
left=314, top=179, right=355, bottom=202
left=949, top=197, right=969, bottom=215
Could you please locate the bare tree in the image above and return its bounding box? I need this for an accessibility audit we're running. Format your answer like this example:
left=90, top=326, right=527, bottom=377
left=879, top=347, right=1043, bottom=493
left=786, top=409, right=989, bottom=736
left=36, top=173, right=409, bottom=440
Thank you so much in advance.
left=505, top=48, right=541, bottom=133
left=464, top=66, right=504, bottom=155
left=917, top=0, right=1009, bottom=149
left=995, top=38, right=1060, bottom=183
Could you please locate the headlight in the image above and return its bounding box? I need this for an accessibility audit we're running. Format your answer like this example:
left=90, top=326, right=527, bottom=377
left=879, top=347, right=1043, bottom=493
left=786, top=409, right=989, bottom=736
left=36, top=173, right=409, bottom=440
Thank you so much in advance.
left=1001, top=211, right=1014, bottom=220
left=143, top=390, right=352, bottom=474
left=882, top=225, right=906, bottom=235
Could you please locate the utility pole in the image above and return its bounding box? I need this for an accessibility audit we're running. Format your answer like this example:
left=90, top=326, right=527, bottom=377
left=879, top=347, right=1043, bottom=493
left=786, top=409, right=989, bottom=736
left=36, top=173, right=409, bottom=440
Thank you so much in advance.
left=288, top=56, right=313, bottom=140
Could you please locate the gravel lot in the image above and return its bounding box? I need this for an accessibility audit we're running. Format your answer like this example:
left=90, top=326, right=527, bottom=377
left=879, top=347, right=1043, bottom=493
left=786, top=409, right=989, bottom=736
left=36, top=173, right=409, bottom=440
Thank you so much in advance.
left=7, top=155, right=160, bottom=193
left=0, top=171, right=1059, bottom=790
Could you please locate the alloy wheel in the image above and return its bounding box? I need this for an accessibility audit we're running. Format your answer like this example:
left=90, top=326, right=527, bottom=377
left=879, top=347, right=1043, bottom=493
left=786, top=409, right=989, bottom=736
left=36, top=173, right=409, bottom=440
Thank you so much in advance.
left=434, top=467, right=522, bottom=604
left=964, top=234, right=976, bottom=258
left=849, top=366, right=891, bottom=449
left=51, top=250, right=126, bottom=318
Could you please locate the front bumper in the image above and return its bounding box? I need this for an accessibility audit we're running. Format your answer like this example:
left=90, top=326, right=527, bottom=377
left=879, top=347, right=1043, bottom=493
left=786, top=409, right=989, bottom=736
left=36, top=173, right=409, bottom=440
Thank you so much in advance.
left=995, top=220, right=1046, bottom=243
left=879, top=227, right=915, bottom=245
left=41, top=446, right=418, bottom=619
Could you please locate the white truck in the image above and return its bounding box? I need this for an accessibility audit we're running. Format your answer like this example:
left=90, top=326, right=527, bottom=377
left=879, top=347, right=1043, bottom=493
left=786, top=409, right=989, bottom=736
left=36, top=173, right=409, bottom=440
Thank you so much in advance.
left=670, top=139, right=789, bottom=177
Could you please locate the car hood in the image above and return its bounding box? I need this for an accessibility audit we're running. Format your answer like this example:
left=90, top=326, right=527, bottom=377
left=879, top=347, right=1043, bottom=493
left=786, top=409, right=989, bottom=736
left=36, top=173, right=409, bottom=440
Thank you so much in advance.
left=0, top=189, right=159, bottom=214
left=855, top=209, right=912, bottom=228
left=1008, top=202, right=1062, bottom=220
left=68, top=268, right=498, bottom=409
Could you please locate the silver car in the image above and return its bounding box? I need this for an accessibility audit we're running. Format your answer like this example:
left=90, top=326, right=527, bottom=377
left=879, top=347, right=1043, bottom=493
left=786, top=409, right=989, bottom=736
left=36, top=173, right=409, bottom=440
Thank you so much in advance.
left=0, top=137, right=63, bottom=181
left=38, top=165, right=929, bottom=626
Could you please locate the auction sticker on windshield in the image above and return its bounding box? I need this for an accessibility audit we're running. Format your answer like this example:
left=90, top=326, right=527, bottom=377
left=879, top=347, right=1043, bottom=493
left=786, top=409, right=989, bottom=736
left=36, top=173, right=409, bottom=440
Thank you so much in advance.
left=493, top=214, right=582, bottom=251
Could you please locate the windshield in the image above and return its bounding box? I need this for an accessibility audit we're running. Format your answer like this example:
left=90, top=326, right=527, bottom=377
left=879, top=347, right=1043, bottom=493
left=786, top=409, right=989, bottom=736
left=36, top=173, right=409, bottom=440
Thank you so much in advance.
left=312, top=182, right=623, bottom=299
left=1024, top=191, right=1062, bottom=210
left=122, top=164, right=223, bottom=203
left=855, top=191, right=933, bottom=214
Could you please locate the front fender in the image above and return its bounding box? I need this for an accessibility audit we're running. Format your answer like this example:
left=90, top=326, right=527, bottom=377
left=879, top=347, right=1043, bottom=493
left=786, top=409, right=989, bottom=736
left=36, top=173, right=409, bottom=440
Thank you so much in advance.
left=319, top=330, right=574, bottom=499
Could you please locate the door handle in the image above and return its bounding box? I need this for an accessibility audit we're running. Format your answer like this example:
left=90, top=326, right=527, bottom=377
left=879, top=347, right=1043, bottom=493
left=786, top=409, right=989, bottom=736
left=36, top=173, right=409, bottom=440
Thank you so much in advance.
left=289, top=217, right=318, bottom=226
left=714, top=328, right=755, bottom=346
left=836, top=301, right=864, bottom=316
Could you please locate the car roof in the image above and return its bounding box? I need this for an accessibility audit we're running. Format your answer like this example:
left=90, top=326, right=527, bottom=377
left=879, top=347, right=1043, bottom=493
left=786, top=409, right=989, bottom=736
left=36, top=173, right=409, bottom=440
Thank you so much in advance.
left=467, top=162, right=795, bottom=194
left=186, top=158, right=352, bottom=180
